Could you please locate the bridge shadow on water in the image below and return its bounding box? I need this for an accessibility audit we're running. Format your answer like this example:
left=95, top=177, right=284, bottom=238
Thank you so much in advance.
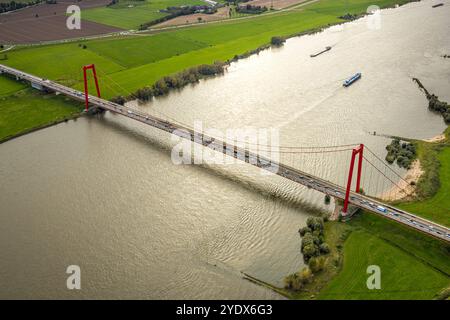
left=94, top=114, right=330, bottom=217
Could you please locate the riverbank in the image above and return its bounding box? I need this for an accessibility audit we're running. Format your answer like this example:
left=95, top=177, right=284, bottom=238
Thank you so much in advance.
left=278, top=207, right=450, bottom=300
left=396, top=127, right=450, bottom=226
left=0, top=87, right=84, bottom=143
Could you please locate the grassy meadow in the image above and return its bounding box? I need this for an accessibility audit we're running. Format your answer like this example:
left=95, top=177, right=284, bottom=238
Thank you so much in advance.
left=81, top=0, right=205, bottom=30
left=0, top=76, right=26, bottom=97
left=318, top=227, right=449, bottom=300
left=0, top=83, right=83, bottom=142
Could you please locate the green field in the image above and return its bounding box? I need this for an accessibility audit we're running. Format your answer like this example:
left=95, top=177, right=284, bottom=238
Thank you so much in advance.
left=397, top=131, right=450, bottom=227
left=0, top=76, right=26, bottom=97
left=82, top=0, right=205, bottom=30
left=319, top=229, right=449, bottom=300
left=316, top=212, right=450, bottom=300
left=86, top=33, right=208, bottom=68
left=0, top=83, right=83, bottom=142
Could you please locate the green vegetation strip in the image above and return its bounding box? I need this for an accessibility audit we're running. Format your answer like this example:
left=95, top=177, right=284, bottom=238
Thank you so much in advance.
left=0, top=88, right=83, bottom=142
left=397, top=128, right=450, bottom=227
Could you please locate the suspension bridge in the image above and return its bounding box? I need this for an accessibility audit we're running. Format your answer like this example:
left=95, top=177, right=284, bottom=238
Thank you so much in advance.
left=1, top=63, right=449, bottom=243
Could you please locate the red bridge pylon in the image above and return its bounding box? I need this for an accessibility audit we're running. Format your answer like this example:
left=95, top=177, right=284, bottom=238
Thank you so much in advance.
left=83, top=64, right=101, bottom=112
left=343, top=144, right=364, bottom=214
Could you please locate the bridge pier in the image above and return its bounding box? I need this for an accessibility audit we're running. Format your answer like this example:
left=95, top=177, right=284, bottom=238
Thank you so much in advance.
left=330, top=198, right=359, bottom=221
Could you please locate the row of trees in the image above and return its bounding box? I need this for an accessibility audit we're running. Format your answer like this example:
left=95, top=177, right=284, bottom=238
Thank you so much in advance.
left=139, top=5, right=218, bottom=30
left=0, top=0, right=58, bottom=13
left=385, top=138, right=417, bottom=169
left=284, top=217, right=330, bottom=291
left=111, top=61, right=226, bottom=105
left=0, top=1, right=40, bottom=13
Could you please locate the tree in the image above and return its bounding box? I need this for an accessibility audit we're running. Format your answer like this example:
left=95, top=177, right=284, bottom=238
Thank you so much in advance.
left=302, top=244, right=318, bottom=262
left=308, top=256, right=325, bottom=273
left=271, top=36, right=285, bottom=46
left=197, top=17, right=202, bottom=23
left=306, top=216, right=324, bottom=232
left=298, top=226, right=311, bottom=237
left=319, top=242, right=330, bottom=254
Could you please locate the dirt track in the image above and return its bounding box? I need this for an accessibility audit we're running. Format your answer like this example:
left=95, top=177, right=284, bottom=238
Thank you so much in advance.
left=0, top=0, right=122, bottom=44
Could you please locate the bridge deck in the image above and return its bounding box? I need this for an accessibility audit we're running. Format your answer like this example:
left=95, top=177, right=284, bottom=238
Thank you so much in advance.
left=1, top=63, right=449, bottom=243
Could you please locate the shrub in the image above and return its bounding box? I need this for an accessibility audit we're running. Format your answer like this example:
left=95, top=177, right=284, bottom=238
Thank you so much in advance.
left=271, top=36, right=285, bottom=46
left=111, top=95, right=126, bottom=105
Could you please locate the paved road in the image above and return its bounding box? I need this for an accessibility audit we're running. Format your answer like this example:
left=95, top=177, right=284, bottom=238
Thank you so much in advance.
left=1, top=63, right=449, bottom=243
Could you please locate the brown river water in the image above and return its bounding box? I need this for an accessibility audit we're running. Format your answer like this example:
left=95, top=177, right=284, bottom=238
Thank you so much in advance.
left=0, top=0, right=449, bottom=299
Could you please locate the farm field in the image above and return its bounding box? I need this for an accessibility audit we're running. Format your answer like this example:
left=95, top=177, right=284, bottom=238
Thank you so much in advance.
left=82, top=0, right=206, bottom=30
left=86, top=33, right=209, bottom=68
left=318, top=228, right=449, bottom=300
left=0, top=0, right=119, bottom=44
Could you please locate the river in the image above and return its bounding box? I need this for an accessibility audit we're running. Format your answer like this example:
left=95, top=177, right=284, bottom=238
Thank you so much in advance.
left=0, top=0, right=449, bottom=299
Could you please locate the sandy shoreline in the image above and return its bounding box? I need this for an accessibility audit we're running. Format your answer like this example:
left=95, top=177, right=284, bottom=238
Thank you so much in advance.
left=381, top=159, right=423, bottom=201
left=423, top=134, right=446, bottom=143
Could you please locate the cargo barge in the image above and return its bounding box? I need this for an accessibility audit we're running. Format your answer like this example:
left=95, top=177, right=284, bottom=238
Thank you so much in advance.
left=310, top=46, right=332, bottom=57
left=343, top=73, right=362, bottom=87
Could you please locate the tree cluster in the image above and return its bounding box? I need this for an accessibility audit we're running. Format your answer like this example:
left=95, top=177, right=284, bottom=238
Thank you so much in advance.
left=385, top=138, right=416, bottom=169
left=0, top=1, right=42, bottom=13
left=236, top=4, right=267, bottom=14
left=428, top=94, right=450, bottom=124
left=339, top=13, right=357, bottom=20
left=284, top=217, right=330, bottom=291
left=299, top=217, right=330, bottom=263
left=111, top=61, right=226, bottom=105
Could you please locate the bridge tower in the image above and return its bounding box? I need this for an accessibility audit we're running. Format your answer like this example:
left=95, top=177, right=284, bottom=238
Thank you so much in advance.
left=342, top=144, right=364, bottom=214
left=83, top=64, right=101, bottom=112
